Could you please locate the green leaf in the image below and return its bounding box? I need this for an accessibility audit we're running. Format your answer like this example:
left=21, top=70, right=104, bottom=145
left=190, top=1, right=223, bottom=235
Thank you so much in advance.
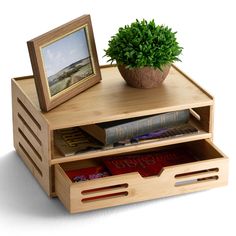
left=104, top=19, right=183, bottom=69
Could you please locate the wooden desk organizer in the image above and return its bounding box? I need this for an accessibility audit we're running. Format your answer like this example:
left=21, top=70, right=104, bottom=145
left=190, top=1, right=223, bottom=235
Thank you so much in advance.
left=12, top=65, right=228, bottom=213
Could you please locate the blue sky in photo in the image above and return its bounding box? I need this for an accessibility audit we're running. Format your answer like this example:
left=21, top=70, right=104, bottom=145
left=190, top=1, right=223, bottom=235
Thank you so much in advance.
left=41, top=28, right=90, bottom=77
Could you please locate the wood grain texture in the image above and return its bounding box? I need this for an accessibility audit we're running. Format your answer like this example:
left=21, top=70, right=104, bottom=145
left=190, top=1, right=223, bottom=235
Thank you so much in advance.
left=52, top=127, right=211, bottom=165
left=14, top=65, right=213, bottom=129
left=55, top=139, right=228, bottom=213
left=12, top=79, right=51, bottom=196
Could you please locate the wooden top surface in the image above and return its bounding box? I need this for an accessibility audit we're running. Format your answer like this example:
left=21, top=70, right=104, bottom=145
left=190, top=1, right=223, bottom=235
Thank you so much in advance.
left=13, top=65, right=213, bottom=129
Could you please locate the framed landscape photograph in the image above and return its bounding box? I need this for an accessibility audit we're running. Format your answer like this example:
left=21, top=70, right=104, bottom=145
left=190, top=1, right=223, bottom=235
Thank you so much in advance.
left=27, top=15, right=101, bottom=111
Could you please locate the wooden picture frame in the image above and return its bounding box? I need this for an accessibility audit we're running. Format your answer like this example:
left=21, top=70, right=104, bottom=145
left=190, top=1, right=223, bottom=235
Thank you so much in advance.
left=27, top=15, right=101, bottom=111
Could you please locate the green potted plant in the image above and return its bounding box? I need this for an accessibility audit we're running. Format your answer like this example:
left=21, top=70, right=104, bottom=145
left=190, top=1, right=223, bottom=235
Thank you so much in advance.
left=104, top=19, right=183, bottom=88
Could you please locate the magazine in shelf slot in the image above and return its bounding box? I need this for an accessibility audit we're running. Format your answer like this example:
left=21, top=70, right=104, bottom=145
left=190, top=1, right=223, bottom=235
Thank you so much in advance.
left=131, top=123, right=198, bottom=143
left=54, top=127, right=103, bottom=156
left=54, top=123, right=199, bottom=156
left=80, top=109, right=190, bottom=145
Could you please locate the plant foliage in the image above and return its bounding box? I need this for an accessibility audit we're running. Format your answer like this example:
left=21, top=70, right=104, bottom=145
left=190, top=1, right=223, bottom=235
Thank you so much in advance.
left=104, top=19, right=183, bottom=70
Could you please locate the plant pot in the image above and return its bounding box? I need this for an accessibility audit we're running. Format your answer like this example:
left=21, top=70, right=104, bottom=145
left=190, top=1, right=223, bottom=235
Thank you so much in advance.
left=118, top=65, right=171, bottom=89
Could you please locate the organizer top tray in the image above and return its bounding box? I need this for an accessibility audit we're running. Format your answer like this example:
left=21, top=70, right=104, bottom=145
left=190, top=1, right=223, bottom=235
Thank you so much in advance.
left=12, top=65, right=213, bottom=129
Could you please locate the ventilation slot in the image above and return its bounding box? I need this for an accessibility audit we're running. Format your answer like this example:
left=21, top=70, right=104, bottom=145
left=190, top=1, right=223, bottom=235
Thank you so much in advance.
left=18, top=128, right=42, bottom=162
left=19, top=142, right=42, bottom=177
left=18, top=113, right=42, bottom=145
left=82, top=191, right=128, bottom=203
left=175, top=168, right=219, bottom=187
left=175, top=168, right=219, bottom=178
left=81, top=183, right=128, bottom=195
left=17, top=98, right=41, bottom=130
left=175, top=176, right=219, bottom=186
left=81, top=183, right=129, bottom=203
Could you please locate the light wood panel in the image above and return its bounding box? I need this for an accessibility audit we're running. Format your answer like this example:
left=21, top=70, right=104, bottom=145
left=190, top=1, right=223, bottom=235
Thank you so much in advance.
left=14, top=65, right=213, bottom=129
left=52, top=128, right=211, bottom=164
left=51, top=111, right=213, bottom=164
left=12, top=79, right=52, bottom=196
left=55, top=139, right=228, bottom=213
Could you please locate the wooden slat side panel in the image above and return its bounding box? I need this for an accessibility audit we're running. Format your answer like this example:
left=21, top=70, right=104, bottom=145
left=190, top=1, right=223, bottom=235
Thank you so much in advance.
left=16, top=99, right=42, bottom=138
left=12, top=79, right=51, bottom=196
left=17, top=129, right=42, bottom=169
left=17, top=119, right=42, bottom=158
left=17, top=113, right=42, bottom=147
left=17, top=143, right=43, bottom=183
left=12, top=79, right=43, bottom=124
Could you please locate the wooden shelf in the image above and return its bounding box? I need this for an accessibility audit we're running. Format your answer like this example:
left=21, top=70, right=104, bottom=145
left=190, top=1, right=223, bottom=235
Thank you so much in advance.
left=15, top=65, right=213, bottom=130
left=52, top=125, right=211, bottom=165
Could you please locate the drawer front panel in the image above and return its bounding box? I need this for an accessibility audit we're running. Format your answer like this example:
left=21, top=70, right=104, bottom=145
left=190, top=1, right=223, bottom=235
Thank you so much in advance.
left=55, top=140, right=228, bottom=213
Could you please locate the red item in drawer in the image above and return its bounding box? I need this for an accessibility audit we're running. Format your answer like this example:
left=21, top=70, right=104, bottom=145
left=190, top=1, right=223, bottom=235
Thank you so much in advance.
left=66, top=166, right=110, bottom=182
left=103, top=148, right=198, bottom=177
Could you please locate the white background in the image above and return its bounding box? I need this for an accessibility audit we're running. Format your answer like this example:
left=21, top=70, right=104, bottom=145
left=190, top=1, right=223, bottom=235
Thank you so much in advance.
left=0, top=0, right=235, bottom=235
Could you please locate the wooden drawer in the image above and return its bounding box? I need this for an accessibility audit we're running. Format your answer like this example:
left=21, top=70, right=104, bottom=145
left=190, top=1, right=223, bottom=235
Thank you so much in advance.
left=55, top=139, right=228, bottom=213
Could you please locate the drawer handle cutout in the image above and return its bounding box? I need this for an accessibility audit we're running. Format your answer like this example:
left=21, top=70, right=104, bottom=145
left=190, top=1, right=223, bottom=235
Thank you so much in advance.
left=175, top=175, right=219, bottom=187
left=81, top=183, right=128, bottom=195
left=81, top=191, right=128, bottom=203
left=175, top=168, right=219, bottom=179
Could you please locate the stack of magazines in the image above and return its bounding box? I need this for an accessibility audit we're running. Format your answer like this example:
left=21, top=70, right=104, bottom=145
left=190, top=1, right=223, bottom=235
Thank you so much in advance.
left=54, top=109, right=198, bottom=156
